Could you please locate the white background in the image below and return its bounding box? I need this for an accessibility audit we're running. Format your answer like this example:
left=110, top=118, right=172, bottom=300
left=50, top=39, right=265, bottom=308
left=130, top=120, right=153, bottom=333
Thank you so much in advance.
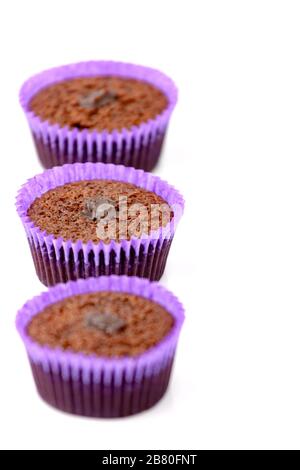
left=0, top=0, right=299, bottom=450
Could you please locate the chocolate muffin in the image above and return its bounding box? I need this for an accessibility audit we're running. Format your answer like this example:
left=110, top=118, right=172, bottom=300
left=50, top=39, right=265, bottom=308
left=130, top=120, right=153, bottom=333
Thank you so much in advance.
left=29, top=76, right=168, bottom=133
left=16, top=162, right=184, bottom=286
left=27, top=291, right=174, bottom=357
left=16, top=276, right=185, bottom=417
left=20, top=61, right=178, bottom=170
left=27, top=179, right=173, bottom=244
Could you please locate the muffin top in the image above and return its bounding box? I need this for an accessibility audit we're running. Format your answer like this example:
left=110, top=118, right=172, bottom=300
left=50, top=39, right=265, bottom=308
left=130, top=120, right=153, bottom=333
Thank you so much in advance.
left=27, top=179, right=173, bottom=243
left=27, top=291, right=174, bottom=358
left=29, top=76, right=168, bottom=132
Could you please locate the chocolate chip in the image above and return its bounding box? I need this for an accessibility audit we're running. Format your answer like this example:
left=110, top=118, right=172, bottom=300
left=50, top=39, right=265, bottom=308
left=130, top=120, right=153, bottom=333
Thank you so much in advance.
left=85, top=312, right=126, bottom=334
left=79, top=89, right=117, bottom=109
left=82, top=197, right=116, bottom=222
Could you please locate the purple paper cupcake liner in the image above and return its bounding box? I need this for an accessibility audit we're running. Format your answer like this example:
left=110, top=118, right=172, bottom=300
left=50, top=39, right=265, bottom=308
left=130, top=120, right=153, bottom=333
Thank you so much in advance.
left=19, top=61, right=178, bottom=171
left=16, top=276, right=185, bottom=417
left=16, top=162, right=184, bottom=286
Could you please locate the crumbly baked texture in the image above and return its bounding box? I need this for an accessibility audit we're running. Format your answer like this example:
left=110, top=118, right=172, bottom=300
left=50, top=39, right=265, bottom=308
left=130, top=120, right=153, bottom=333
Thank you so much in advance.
left=27, top=291, right=174, bottom=357
left=29, top=76, right=168, bottom=132
left=27, top=179, right=172, bottom=243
